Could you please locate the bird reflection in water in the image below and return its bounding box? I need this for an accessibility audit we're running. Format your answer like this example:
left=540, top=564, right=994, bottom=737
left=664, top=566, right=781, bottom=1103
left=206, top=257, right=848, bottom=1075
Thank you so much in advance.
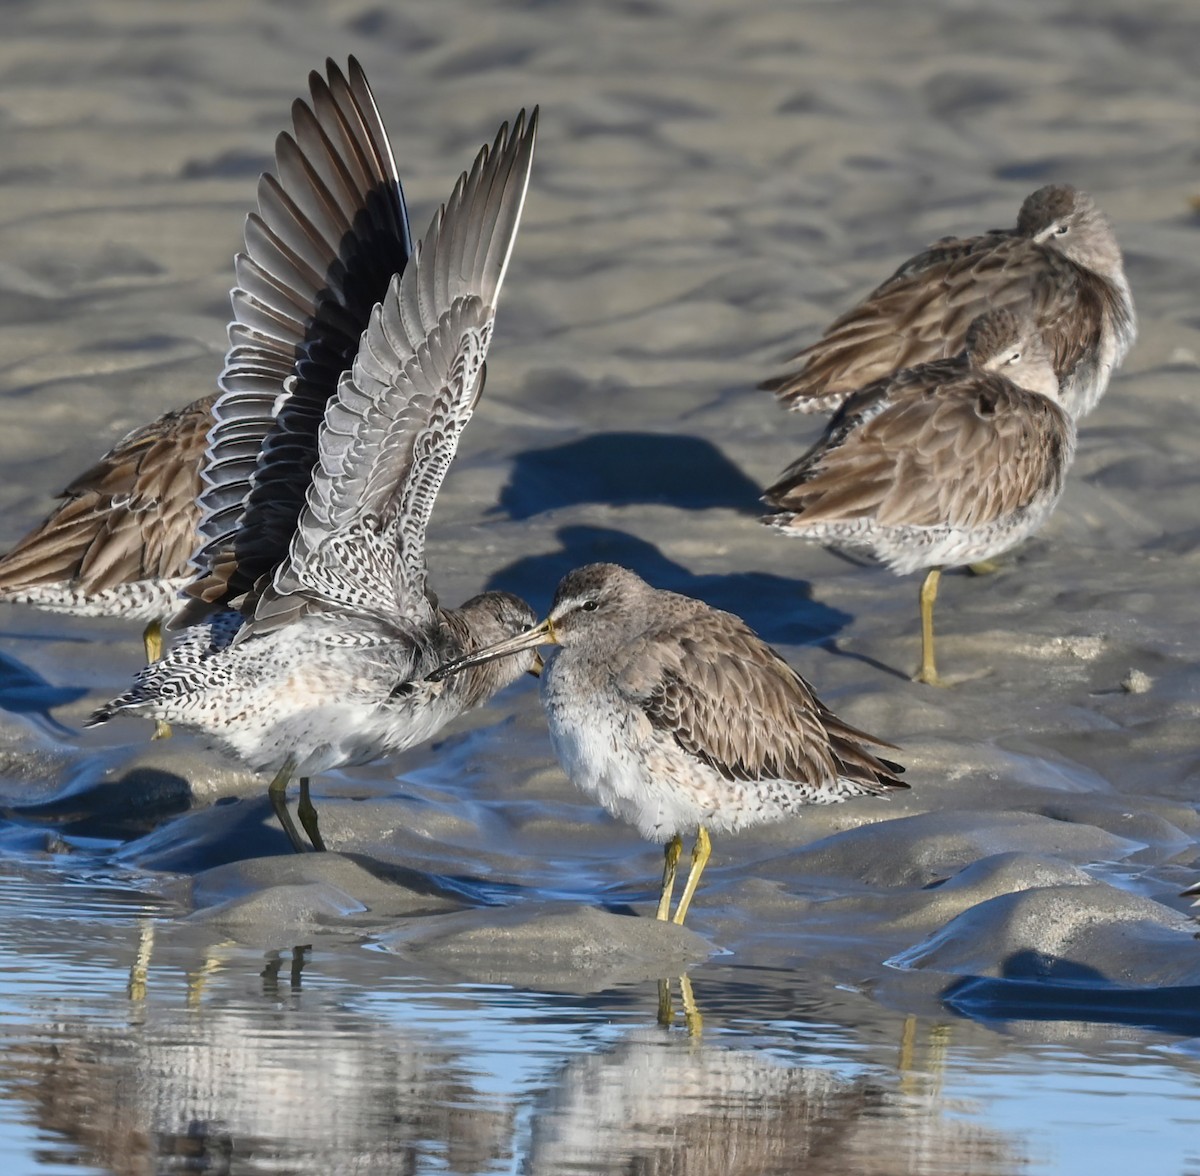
left=657, top=974, right=705, bottom=1037
left=530, top=987, right=1026, bottom=1176
left=26, top=931, right=1023, bottom=1176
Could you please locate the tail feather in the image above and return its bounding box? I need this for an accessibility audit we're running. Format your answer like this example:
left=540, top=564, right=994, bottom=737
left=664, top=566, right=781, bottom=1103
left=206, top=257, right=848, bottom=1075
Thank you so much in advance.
left=86, top=609, right=241, bottom=728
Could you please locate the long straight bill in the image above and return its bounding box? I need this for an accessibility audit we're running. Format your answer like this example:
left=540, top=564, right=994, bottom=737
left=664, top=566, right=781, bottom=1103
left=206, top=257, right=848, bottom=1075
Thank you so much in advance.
left=428, top=617, right=557, bottom=682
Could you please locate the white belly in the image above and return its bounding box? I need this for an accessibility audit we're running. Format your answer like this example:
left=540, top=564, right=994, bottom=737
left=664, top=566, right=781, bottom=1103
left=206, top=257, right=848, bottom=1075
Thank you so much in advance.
left=140, top=615, right=456, bottom=777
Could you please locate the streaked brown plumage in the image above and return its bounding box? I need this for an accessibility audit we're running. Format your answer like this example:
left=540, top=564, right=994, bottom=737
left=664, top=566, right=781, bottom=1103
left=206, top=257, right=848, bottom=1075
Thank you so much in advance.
left=0, top=396, right=213, bottom=623
left=430, top=563, right=906, bottom=924
left=763, top=310, right=1074, bottom=684
left=762, top=185, right=1135, bottom=420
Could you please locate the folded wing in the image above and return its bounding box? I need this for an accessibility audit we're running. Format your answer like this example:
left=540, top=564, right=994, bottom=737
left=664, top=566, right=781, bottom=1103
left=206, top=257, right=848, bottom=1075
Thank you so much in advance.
left=763, top=233, right=1069, bottom=411
left=621, top=611, right=904, bottom=794
left=765, top=366, right=1072, bottom=530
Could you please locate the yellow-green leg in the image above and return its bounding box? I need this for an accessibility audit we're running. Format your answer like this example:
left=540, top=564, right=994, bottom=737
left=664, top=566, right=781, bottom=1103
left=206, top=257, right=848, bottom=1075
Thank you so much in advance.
left=656, top=834, right=683, bottom=921
left=186, top=943, right=232, bottom=1008
left=127, top=919, right=154, bottom=1002
left=897, top=1014, right=952, bottom=1099
left=656, top=977, right=674, bottom=1026
left=967, top=558, right=1000, bottom=576
left=914, top=567, right=944, bottom=686
left=267, top=759, right=308, bottom=854
left=296, top=777, right=326, bottom=852
left=671, top=826, right=712, bottom=926
left=678, top=973, right=703, bottom=1037
left=656, top=975, right=703, bottom=1036
left=143, top=620, right=172, bottom=740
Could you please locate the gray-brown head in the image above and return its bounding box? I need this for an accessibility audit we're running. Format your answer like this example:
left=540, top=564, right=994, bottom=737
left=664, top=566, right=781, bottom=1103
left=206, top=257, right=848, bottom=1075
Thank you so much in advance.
left=540, top=563, right=665, bottom=656
left=1015, top=184, right=1124, bottom=278
left=428, top=564, right=658, bottom=682
left=964, top=309, right=1060, bottom=402
left=441, top=590, right=540, bottom=700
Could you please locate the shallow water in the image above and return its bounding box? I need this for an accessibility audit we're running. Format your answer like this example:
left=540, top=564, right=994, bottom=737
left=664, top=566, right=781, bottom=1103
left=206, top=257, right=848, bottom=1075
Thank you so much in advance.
left=2, top=0, right=1200, bottom=1173
left=2, top=860, right=1200, bottom=1175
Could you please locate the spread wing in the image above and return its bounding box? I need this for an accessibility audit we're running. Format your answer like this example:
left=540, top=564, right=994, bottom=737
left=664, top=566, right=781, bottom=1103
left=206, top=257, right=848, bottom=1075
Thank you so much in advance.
left=620, top=608, right=903, bottom=794
left=243, top=109, right=538, bottom=636
left=762, top=232, right=1069, bottom=411
left=764, top=362, right=1074, bottom=530
left=0, top=395, right=213, bottom=593
left=175, top=57, right=412, bottom=626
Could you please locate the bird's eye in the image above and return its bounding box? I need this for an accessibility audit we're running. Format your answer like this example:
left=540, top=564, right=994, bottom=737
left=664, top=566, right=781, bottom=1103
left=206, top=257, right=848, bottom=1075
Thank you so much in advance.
left=1055, top=223, right=1069, bottom=236
left=581, top=600, right=599, bottom=613
left=1007, top=350, right=1022, bottom=364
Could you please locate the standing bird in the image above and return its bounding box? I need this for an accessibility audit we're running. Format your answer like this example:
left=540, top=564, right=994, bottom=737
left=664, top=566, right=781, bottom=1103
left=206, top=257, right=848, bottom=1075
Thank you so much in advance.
left=761, top=184, right=1135, bottom=421
left=0, top=398, right=213, bottom=738
left=762, top=310, right=1074, bottom=685
left=88, top=90, right=541, bottom=853
left=0, top=59, right=417, bottom=740
left=429, top=563, right=905, bottom=925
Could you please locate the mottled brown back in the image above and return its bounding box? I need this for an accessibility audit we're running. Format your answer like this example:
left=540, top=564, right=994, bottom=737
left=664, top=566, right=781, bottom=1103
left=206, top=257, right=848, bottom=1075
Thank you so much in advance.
left=0, top=395, right=214, bottom=594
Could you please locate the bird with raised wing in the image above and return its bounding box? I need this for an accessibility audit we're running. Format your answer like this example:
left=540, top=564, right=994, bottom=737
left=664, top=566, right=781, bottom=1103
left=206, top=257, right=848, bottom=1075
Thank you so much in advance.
left=430, top=563, right=905, bottom=925
left=762, top=185, right=1134, bottom=421
left=762, top=310, right=1074, bottom=685
left=89, top=78, right=540, bottom=852
left=0, top=59, right=415, bottom=740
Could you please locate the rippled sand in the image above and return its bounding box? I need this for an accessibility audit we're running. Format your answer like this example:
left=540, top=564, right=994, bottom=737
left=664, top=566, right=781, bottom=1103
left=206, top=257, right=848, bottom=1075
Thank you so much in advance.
left=0, top=0, right=1199, bottom=1172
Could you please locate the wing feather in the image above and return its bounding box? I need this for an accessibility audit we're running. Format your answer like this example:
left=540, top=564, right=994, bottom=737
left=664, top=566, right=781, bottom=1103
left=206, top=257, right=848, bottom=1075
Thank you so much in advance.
left=0, top=396, right=214, bottom=595
left=175, top=58, right=412, bottom=626
left=243, top=110, right=538, bottom=635
left=618, top=608, right=903, bottom=795
left=762, top=233, right=1090, bottom=412
left=764, top=362, right=1074, bottom=530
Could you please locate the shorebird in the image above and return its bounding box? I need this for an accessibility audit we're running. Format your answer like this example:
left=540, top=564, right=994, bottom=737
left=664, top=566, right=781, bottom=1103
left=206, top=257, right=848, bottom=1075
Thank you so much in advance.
left=762, top=309, right=1075, bottom=685
left=87, top=76, right=541, bottom=852
left=0, top=60, right=417, bottom=740
left=0, top=398, right=213, bottom=738
left=761, top=184, right=1135, bottom=421
left=429, top=563, right=905, bottom=925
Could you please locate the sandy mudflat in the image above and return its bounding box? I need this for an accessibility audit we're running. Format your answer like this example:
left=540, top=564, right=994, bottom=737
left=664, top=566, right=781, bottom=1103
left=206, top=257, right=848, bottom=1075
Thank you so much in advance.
left=0, top=0, right=1198, bottom=1074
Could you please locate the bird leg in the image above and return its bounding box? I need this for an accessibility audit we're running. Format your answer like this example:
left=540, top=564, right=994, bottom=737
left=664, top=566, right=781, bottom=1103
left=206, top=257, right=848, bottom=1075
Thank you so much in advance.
left=142, top=620, right=172, bottom=740
left=914, top=567, right=944, bottom=686
left=656, top=977, right=674, bottom=1026
left=267, top=759, right=309, bottom=853
left=143, top=618, right=163, bottom=662
left=127, top=919, right=155, bottom=1003
left=296, top=776, right=326, bottom=852
left=656, top=834, right=683, bottom=921
left=186, top=943, right=231, bottom=1008
left=655, top=975, right=703, bottom=1036
left=678, top=973, right=703, bottom=1037
left=671, top=826, right=712, bottom=926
